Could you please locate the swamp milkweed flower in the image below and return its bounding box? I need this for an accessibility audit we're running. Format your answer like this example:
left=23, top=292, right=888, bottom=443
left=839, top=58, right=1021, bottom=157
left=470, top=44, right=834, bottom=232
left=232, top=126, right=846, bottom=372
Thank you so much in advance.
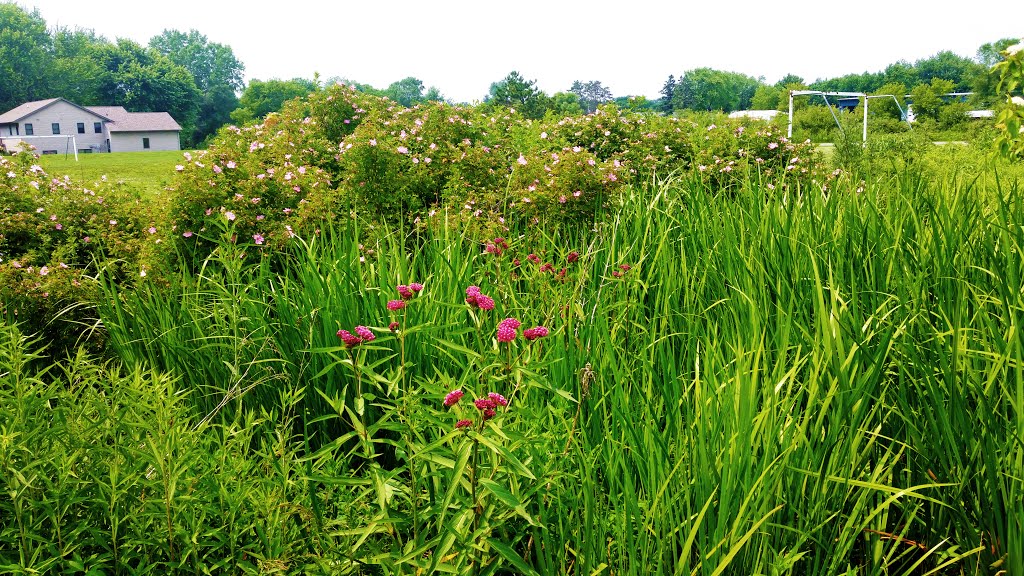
left=476, top=294, right=495, bottom=311
left=443, top=389, right=464, bottom=407
left=337, top=329, right=362, bottom=347
left=355, top=326, right=375, bottom=342
left=387, top=299, right=406, bottom=311
left=523, top=326, right=549, bottom=341
left=466, top=285, right=493, bottom=310
left=497, top=317, right=520, bottom=342
left=455, top=419, right=473, bottom=429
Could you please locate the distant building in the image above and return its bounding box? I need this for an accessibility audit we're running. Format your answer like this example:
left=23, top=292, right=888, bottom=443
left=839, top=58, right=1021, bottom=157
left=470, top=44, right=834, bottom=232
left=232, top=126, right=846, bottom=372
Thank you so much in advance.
left=728, top=110, right=780, bottom=121
left=0, top=98, right=181, bottom=154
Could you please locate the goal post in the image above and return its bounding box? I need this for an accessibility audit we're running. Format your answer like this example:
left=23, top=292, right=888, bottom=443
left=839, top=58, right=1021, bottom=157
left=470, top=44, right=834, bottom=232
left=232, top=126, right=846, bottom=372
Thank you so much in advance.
left=0, top=135, right=79, bottom=160
left=788, top=90, right=865, bottom=143
left=787, top=91, right=912, bottom=144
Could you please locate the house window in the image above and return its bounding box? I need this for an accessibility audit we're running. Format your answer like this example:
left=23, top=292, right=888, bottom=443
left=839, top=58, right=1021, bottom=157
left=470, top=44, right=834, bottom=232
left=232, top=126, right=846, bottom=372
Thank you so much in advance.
left=142, top=137, right=150, bottom=149
left=51, top=123, right=60, bottom=135
left=77, top=122, right=85, bottom=134
left=94, top=122, right=102, bottom=133
left=25, top=123, right=33, bottom=135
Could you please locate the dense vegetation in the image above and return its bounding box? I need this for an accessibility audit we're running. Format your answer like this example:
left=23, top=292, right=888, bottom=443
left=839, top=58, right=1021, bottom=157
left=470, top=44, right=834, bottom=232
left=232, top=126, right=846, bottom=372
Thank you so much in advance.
left=4, top=152, right=1024, bottom=574
left=3, top=7, right=1024, bottom=575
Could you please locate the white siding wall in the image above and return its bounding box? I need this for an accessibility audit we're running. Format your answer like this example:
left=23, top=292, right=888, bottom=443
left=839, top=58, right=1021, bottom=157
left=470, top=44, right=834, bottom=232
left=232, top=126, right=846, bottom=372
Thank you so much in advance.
left=108, top=131, right=180, bottom=153
left=15, top=101, right=108, bottom=152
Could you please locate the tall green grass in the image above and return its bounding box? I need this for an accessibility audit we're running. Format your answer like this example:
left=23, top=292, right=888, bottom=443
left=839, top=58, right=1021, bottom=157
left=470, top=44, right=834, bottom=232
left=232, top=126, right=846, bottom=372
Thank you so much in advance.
left=21, top=169, right=1023, bottom=573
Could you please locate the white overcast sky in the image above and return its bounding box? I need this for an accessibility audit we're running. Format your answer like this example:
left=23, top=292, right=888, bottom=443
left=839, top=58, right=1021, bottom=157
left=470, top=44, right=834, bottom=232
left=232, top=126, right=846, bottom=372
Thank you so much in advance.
left=23, top=0, right=1023, bottom=103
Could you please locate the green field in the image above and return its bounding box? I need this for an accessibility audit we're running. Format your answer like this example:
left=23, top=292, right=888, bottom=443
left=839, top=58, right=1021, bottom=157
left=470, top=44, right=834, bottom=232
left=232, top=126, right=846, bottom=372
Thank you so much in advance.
left=36, top=150, right=186, bottom=197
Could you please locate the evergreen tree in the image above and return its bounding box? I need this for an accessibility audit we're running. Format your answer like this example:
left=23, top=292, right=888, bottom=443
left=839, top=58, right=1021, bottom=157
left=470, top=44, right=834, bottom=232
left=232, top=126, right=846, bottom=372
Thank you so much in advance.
left=659, top=75, right=676, bottom=114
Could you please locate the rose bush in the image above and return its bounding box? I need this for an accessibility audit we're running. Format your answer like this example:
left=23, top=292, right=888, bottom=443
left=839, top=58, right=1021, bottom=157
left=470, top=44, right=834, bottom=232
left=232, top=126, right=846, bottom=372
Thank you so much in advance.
left=1, top=149, right=155, bottom=355
left=166, top=83, right=824, bottom=267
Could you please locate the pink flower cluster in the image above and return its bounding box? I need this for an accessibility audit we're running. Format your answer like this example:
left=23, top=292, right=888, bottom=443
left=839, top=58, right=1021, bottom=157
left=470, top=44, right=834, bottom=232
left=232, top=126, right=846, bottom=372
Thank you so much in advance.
left=497, top=317, right=521, bottom=342
left=484, top=237, right=509, bottom=256
left=442, top=389, right=508, bottom=428
left=443, top=389, right=464, bottom=407
left=612, top=263, right=632, bottom=278
left=465, top=286, right=495, bottom=310
left=397, top=282, right=424, bottom=300
left=475, top=392, right=508, bottom=421
left=523, top=326, right=549, bottom=341
left=337, top=325, right=375, bottom=348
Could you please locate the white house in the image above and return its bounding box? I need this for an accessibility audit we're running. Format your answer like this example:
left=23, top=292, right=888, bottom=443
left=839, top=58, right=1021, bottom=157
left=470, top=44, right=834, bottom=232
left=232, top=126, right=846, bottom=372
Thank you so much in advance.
left=0, top=98, right=181, bottom=154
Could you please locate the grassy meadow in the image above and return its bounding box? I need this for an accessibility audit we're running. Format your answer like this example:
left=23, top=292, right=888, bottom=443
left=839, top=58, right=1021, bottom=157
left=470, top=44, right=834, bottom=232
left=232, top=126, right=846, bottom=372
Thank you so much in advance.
left=36, top=150, right=186, bottom=197
left=2, top=92, right=1023, bottom=575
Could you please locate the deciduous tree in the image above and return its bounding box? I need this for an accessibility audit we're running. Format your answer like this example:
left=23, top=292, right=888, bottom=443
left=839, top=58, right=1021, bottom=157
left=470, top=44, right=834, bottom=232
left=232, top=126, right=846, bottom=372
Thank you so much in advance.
left=230, top=78, right=317, bottom=124
left=569, top=80, right=613, bottom=114
left=673, top=68, right=759, bottom=112
left=0, top=4, right=52, bottom=112
left=150, top=29, right=245, bottom=144
left=94, top=39, right=201, bottom=139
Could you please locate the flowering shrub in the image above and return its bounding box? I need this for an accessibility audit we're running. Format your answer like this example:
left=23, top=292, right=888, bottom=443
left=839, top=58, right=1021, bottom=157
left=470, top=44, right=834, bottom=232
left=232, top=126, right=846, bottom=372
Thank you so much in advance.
left=168, top=84, right=825, bottom=268
left=1, top=150, right=156, bottom=355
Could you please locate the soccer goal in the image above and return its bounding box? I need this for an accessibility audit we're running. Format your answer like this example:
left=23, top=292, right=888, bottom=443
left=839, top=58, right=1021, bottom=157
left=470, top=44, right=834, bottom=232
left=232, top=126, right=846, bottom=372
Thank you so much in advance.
left=787, top=91, right=911, bottom=144
left=1, top=135, right=79, bottom=160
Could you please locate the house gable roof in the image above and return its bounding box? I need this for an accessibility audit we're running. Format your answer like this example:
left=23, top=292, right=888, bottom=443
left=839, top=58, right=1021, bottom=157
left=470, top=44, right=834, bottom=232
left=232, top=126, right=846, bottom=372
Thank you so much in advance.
left=86, top=106, right=182, bottom=132
left=0, top=98, right=112, bottom=124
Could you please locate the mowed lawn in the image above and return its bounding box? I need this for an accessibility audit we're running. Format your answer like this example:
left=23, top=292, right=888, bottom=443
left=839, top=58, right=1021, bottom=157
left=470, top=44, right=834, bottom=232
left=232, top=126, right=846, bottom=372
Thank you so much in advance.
left=37, top=150, right=188, bottom=197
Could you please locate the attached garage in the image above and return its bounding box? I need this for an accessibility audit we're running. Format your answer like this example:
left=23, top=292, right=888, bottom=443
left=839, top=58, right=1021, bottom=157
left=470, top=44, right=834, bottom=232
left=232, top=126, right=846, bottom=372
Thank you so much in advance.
left=86, top=107, right=182, bottom=152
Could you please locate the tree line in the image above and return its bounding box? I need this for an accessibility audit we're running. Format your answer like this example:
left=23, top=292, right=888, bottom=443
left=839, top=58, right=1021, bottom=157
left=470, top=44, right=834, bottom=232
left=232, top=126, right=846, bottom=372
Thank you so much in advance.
left=1, top=2, right=1016, bottom=147
left=657, top=40, right=1017, bottom=117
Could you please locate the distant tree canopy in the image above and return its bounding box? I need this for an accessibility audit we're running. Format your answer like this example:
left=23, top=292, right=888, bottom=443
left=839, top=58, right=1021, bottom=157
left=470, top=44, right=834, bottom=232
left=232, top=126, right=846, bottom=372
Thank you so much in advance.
left=92, top=39, right=202, bottom=134
left=569, top=80, right=613, bottom=114
left=750, top=85, right=781, bottom=110
left=485, top=71, right=550, bottom=119
left=670, top=68, right=759, bottom=113
left=0, top=2, right=1015, bottom=146
left=808, top=52, right=985, bottom=96
left=229, top=78, right=318, bottom=125
left=150, top=29, right=245, bottom=144
left=384, top=76, right=444, bottom=107
left=0, top=4, right=59, bottom=111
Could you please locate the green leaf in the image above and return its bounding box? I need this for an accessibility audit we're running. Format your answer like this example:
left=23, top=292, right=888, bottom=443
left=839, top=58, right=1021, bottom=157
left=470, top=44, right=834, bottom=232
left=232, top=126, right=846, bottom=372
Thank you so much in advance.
left=433, top=338, right=483, bottom=361
left=485, top=537, right=540, bottom=576
left=478, top=478, right=537, bottom=525
left=473, top=432, right=536, bottom=480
